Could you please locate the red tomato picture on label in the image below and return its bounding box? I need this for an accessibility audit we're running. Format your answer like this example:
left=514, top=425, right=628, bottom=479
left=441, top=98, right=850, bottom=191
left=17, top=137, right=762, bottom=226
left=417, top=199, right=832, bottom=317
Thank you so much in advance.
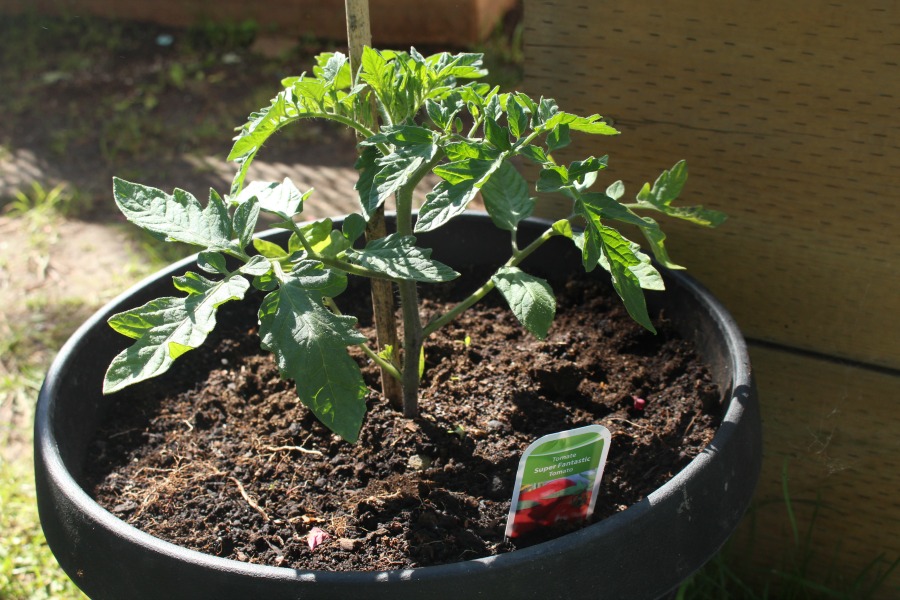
left=508, top=471, right=595, bottom=538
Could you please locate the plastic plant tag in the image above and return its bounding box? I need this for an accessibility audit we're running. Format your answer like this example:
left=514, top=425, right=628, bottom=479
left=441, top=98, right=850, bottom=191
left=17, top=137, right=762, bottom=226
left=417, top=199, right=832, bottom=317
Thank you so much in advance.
left=505, top=424, right=611, bottom=538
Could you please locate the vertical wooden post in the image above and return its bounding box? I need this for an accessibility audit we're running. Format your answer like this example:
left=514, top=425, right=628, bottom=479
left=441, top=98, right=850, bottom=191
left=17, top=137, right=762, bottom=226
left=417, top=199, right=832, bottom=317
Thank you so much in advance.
left=344, top=0, right=404, bottom=409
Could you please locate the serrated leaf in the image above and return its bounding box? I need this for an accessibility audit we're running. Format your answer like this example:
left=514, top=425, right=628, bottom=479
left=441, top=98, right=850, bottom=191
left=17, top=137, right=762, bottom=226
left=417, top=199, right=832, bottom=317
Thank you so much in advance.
left=544, top=111, right=619, bottom=135
left=227, top=92, right=290, bottom=163
left=288, top=260, right=348, bottom=298
left=113, top=179, right=237, bottom=253
left=480, top=161, right=534, bottom=232
left=536, top=165, right=569, bottom=193
left=433, top=158, right=497, bottom=185
left=363, top=125, right=434, bottom=147
left=546, top=123, right=571, bottom=153
left=551, top=219, right=574, bottom=238
left=517, top=144, right=550, bottom=165
left=596, top=241, right=665, bottom=291
left=293, top=219, right=350, bottom=259
left=506, top=96, right=528, bottom=140
left=253, top=238, right=288, bottom=259
left=258, top=275, right=367, bottom=442
left=239, top=255, right=272, bottom=277
left=232, top=178, right=307, bottom=223
left=415, top=179, right=477, bottom=233
left=344, top=234, right=459, bottom=282
left=104, top=274, right=250, bottom=393
left=322, top=52, right=349, bottom=87
left=232, top=196, right=260, bottom=249
left=197, top=251, right=228, bottom=274
left=568, top=156, right=608, bottom=181
left=634, top=161, right=727, bottom=227
left=354, top=145, right=379, bottom=214
left=637, top=222, right=683, bottom=270
left=364, top=143, right=438, bottom=218
left=585, top=222, right=655, bottom=333
left=484, top=116, right=511, bottom=151
left=492, top=267, right=556, bottom=340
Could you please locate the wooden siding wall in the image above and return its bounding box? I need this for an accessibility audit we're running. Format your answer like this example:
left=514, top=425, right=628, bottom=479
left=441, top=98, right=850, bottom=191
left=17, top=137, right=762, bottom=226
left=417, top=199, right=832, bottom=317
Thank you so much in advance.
left=522, top=0, right=899, bottom=595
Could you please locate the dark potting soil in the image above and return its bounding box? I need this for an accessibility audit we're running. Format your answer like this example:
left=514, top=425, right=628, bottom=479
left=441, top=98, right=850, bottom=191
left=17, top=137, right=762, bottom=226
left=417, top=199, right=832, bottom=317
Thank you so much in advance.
left=84, top=275, right=721, bottom=571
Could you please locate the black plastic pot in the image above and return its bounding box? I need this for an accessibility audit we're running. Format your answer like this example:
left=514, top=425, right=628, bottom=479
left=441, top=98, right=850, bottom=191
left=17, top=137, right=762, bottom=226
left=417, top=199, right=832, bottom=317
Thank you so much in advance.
left=36, top=213, right=761, bottom=600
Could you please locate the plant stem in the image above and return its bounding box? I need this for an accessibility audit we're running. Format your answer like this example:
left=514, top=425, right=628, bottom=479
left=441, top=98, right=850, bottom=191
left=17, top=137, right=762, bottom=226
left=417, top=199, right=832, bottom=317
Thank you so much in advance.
left=422, top=222, right=563, bottom=337
left=394, top=172, right=422, bottom=417
left=286, top=220, right=398, bottom=281
left=392, top=152, right=444, bottom=417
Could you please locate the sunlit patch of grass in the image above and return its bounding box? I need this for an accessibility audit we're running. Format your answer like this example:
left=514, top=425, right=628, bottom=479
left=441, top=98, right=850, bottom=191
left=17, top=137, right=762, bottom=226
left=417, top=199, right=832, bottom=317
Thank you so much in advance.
left=0, top=303, right=89, bottom=599
left=0, top=453, right=87, bottom=599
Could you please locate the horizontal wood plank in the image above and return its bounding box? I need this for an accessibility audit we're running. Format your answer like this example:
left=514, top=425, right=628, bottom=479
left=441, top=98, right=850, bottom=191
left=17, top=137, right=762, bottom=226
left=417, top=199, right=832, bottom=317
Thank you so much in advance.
left=522, top=0, right=900, bottom=369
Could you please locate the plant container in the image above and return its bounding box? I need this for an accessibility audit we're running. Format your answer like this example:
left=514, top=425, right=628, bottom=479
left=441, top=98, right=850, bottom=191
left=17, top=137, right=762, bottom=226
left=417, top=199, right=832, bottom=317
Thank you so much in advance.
left=36, top=213, right=761, bottom=599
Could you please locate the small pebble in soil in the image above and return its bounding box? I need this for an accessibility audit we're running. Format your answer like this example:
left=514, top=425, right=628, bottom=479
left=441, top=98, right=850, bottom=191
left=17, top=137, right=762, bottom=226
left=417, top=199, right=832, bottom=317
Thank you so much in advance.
left=407, top=454, right=432, bottom=471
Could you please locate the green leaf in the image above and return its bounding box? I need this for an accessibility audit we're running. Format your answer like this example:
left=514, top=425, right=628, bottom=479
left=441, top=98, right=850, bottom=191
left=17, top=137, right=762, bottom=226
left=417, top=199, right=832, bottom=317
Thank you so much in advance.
left=239, top=255, right=272, bottom=277
left=253, top=238, right=288, bottom=259
left=536, top=165, right=569, bottom=193
left=258, top=273, right=367, bottom=442
left=364, top=142, right=438, bottom=218
left=228, top=91, right=293, bottom=194
left=197, top=251, right=228, bottom=274
left=635, top=160, right=727, bottom=227
left=232, top=195, right=260, bottom=249
left=544, top=111, right=619, bottom=135
left=418, top=152, right=505, bottom=232
left=587, top=223, right=656, bottom=333
left=293, top=218, right=351, bottom=259
left=342, top=213, right=368, bottom=244
left=289, top=260, right=349, bottom=298
left=568, top=156, right=608, bottom=182
left=231, top=178, right=307, bottom=223
left=517, top=144, right=550, bottom=165
left=104, top=273, right=250, bottom=393
left=551, top=219, right=574, bottom=238
left=344, top=234, right=459, bottom=282
left=113, top=179, right=239, bottom=254
left=480, top=161, right=534, bottom=232
left=321, top=52, right=349, bottom=87
left=636, top=222, right=683, bottom=271
left=484, top=116, right=511, bottom=151
left=426, top=94, right=464, bottom=131
left=506, top=96, right=529, bottom=140
left=546, top=123, right=570, bottom=153
left=415, top=179, right=477, bottom=233
left=492, top=267, right=556, bottom=340
left=364, top=124, right=434, bottom=147
left=354, top=145, right=379, bottom=214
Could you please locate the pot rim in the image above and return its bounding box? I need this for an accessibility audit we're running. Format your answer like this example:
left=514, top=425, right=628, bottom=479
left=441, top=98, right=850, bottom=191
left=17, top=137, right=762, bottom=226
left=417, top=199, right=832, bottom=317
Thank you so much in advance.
left=36, top=212, right=754, bottom=584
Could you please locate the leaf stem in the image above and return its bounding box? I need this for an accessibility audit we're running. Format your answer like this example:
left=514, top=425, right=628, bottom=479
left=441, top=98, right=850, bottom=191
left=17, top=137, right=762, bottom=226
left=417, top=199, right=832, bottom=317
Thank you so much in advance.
left=285, top=220, right=398, bottom=282
left=422, top=222, right=563, bottom=337
left=324, top=297, right=402, bottom=381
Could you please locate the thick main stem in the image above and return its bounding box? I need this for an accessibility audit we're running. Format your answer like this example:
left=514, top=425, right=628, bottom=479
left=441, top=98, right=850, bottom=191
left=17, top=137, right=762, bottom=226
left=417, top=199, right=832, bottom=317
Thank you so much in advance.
left=394, top=180, right=423, bottom=418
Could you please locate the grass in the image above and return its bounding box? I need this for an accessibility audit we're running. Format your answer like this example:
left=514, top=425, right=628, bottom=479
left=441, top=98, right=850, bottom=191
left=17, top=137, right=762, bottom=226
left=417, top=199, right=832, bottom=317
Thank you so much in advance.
left=0, top=296, right=92, bottom=600
left=676, top=463, right=899, bottom=599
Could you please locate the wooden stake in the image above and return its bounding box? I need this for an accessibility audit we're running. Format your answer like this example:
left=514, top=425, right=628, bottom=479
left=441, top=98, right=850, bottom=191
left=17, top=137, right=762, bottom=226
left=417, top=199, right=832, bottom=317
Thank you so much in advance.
left=344, top=0, right=403, bottom=409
